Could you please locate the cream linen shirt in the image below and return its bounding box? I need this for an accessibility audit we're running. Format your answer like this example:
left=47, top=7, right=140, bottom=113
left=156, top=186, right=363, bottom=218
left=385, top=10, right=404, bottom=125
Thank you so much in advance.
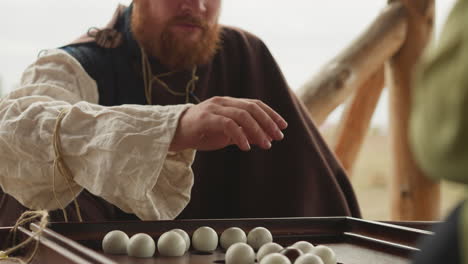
left=0, top=49, right=195, bottom=220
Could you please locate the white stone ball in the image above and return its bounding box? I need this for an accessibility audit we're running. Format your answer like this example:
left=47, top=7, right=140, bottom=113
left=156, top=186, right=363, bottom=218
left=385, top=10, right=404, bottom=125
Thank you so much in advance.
left=171, top=229, right=191, bottom=252
left=247, top=227, right=273, bottom=250
left=102, top=230, right=129, bottom=254
left=259, top=252, right=291, bottom=264
left=192, top=226, right=218, bottom=252
left=310, top=246, right=337, bottom=264
left=256, top=242, right=284, bottom=262
left=291, top=241, right=315, bottom=254
left=225, top=242, right=255, bottom=264
left=220, top=227, right=247, bottom=250
left=157, top=231, right=186, bottom=257
left=127, top=233, right=156, bottom=258
left=295, top=253, right=325, bottom=264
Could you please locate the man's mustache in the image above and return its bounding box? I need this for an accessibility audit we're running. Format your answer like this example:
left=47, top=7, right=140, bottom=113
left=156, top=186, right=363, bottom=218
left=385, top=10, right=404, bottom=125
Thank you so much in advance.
left=169, top=15, right=208, bottom=31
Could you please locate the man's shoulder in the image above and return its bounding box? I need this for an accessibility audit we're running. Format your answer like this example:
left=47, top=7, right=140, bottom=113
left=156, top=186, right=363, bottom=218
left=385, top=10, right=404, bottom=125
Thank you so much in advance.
left=220, top=26, right=268, bottom=50
left=61, top=43, right=109, bottom=68
left=60, top=43, right=116, bottom=81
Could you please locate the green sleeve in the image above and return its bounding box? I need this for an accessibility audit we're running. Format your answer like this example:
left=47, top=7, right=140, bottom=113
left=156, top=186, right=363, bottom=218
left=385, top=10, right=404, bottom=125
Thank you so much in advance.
left=410, top=0, right=468, bottom=184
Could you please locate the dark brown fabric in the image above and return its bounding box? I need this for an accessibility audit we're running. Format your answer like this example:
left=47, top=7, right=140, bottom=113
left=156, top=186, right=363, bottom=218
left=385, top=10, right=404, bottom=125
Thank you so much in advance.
left=0, top=6, right=361, bottom=226
left=175, top=28, right=361, bottom=219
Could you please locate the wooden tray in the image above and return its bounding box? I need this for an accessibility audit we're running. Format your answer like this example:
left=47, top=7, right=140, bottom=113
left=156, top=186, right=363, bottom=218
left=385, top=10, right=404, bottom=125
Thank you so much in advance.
left=380, top=221, right=437, bottom=231
left=13, top=217, right=433, bottom=264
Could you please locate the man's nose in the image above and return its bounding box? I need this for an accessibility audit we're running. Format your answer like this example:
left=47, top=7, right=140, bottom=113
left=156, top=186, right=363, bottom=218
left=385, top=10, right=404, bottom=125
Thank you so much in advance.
left=180, top=0, right=207, bottom=13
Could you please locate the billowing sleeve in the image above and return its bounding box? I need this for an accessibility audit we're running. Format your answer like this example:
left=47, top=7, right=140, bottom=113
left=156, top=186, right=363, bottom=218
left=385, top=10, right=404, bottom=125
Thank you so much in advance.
left=0, top=49, right=195, bottom=220
left=409, top=0, right=468, bottom=184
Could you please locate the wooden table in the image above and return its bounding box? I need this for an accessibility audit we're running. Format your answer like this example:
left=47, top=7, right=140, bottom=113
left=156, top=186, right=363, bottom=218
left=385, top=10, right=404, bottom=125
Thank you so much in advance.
left=3, top=217, right=435, bottom=264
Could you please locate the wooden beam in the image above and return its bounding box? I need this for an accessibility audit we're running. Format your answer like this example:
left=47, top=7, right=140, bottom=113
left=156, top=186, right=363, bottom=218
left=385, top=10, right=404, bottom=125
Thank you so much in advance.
left=297, top=2, right=407, bottom=125
left=333, top=67, right=385, bottom=174
left=387, top=0, right=440, bottom=221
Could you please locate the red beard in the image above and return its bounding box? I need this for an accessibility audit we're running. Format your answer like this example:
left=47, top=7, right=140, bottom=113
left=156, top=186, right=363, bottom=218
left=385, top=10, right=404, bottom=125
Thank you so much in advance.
left=131, top=4, right=221, bottom=71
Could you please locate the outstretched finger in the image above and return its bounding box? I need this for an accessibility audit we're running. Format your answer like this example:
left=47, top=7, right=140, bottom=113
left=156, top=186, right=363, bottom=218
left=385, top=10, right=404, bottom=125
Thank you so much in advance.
left=213, top=97, right=283, bottom=141
left=247, top=99, right=288, bottom=130
left=213, top=106, right=272, bottom=149
left=217, top=115, right=251, bottom=151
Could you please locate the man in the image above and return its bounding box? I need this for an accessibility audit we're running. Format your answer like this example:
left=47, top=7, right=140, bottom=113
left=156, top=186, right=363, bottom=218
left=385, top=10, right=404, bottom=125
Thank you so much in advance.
left=0, top=0, right=360, bottom=225
left=410, top=0, right=468, bottom=263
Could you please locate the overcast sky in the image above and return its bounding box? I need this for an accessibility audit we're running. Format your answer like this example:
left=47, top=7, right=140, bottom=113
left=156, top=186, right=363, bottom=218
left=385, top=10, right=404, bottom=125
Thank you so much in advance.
left=0, top=0, right=457, bottom=126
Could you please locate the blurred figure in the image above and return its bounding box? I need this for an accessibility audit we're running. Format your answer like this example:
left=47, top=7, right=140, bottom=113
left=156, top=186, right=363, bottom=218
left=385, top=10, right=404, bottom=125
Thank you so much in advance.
left=410, top=0, right=468, bottom=263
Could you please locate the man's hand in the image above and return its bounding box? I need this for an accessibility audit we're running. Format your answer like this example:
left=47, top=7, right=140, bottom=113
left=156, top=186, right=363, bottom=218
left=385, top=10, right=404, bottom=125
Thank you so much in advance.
left=169, top=96, right=288, bottom=152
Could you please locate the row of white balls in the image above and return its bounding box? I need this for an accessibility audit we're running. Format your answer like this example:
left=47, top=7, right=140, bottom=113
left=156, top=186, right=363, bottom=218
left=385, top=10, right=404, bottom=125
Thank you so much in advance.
left=101, top=226, right=273, bottom=258
left=101, top=229, right=189, bottom=258
left=227, top=241, right=336, bottom=264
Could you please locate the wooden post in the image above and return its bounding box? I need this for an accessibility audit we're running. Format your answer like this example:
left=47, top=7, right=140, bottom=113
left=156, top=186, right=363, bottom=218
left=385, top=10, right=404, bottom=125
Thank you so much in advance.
left=333, top=67, right=385, bottom=174
left=387, top=0, right=440, bottom=220
left=297, top=2, right=407, bottom=125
